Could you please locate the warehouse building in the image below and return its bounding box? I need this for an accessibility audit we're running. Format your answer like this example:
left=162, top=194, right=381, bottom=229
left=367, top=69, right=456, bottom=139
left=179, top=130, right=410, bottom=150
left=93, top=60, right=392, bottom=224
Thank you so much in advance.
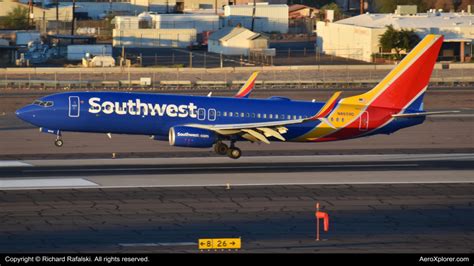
left=316, top=6, right=474, bottom=63
left=115, top=13, right=219, bottom=33
left=113, top=12, right=218, bottom=48
left=113, top=28, right=197, bottom=48
left=19, top=0, right=177, bottom=19
left=0, top=0, right=73, bottom=22
left=208, top=26, right=268, bottom=55
left=224, top=3, right=289, bottom=33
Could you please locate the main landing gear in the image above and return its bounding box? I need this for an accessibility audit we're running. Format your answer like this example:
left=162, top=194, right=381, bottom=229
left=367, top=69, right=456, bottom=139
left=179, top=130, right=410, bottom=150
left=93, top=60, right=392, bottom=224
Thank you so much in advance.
left=214, top=141, right=242, bottom=159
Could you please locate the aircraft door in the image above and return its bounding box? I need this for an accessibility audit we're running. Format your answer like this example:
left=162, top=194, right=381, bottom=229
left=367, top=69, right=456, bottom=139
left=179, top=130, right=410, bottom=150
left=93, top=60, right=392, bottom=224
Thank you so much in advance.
left=69, top=96, right=80, bottom=118
left=359, top=111, right=369, bottom=131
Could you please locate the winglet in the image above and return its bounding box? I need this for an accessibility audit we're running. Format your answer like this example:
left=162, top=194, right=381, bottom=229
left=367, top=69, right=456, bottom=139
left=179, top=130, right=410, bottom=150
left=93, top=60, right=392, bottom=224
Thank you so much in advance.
left=307, top=91, right=342, bottom=121
left=235, top=72, right=259, bottom=98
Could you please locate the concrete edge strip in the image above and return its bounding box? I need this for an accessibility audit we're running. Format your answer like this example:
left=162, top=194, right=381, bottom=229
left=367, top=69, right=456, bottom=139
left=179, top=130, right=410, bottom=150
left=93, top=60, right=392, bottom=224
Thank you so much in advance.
left=1, top=180, right=473, bottom=191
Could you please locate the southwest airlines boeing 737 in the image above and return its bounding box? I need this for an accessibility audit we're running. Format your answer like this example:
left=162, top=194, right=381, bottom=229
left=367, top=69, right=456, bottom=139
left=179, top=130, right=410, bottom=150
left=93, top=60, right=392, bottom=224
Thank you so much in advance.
left=16, top=34, right=456, bottom=159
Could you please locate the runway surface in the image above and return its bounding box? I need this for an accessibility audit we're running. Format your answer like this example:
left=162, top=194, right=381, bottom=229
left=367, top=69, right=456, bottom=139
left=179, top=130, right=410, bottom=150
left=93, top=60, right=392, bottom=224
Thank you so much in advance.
left=0, top=154, right=473, bottom=252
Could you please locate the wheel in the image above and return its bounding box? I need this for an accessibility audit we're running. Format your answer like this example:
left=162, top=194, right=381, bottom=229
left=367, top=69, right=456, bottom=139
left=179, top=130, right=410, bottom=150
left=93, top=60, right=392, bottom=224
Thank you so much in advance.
left=227, top=147, right=242, bottom=159
left=214, top=142, right=228, bottom=155
left=54, top=139, right=63, bottom=147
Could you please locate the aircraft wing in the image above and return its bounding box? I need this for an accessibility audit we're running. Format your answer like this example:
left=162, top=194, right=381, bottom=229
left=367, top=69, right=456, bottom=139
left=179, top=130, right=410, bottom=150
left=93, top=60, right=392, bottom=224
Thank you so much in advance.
left=185, top=119, right=303, bottom=143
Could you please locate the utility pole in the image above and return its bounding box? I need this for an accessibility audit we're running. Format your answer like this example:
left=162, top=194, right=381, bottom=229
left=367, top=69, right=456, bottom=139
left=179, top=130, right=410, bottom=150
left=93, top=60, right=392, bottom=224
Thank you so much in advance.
left=215, top=0, right=217, bottom=14
left=28, top=0, right=33, bottom=28
left=71, top=0, right=76, bottom=38
left=56, top=0, right=59, bottom=34
left=360, top=0, right=364, bottom=14
left=251, top=0, right=256, bottom=31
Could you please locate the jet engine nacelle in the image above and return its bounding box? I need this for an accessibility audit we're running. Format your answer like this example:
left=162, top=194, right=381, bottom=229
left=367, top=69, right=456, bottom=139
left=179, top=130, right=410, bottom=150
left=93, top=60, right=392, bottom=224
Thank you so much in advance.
left=169, top=126, right=217, bottom=148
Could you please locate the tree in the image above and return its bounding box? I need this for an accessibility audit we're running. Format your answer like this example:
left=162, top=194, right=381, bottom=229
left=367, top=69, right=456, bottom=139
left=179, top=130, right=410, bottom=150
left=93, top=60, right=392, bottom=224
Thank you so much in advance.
left=374, top=0, right=427, bottom=13
left=434, top=0, right=454, bottom=11
left=0, top=6, right=30, bottom=30
left=456, top=0, right=472, bottom=11
left=319, top=3, right=343, bottom=21
left=379, top=25, right=421, bottom=59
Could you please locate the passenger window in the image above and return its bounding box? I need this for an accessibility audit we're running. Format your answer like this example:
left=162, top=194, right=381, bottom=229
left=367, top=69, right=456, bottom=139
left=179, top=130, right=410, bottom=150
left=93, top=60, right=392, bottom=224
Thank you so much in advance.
left=293, top=115, right=297, bottom=119
left=223, top=111, right=227, bottom=117
left=275, top=114, right=279, bottom=119
left=269, top=114, right=273, bottom=119
left=217, top=111, right=221, bottom=117
left=287, top=115, right=291, bottom=119
left=246, top=113, right=250, bottom=117
left=229, top=112, right=233, bottom=117
left=197, top=108, right=206, bottom=120
left=208, top=109, right=216, bottom=121
left=234, top=112, right=239, bottom=117
left=252, top=113, right=255, bottom=118
left=257, top=113, right=261, bottom=118
left=263, top=114, right=267, bottom=118
left=298, top=115, right=302, bottom=119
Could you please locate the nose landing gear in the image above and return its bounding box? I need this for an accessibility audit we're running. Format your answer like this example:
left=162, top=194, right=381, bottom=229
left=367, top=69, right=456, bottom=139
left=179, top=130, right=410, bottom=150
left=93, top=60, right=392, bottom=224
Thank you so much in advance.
left=54, top=138, right=64, bottom=147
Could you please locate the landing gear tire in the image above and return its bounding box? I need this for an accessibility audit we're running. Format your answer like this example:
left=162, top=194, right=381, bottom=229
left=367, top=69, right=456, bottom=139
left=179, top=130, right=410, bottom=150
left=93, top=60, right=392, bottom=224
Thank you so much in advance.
left=54, top=139, right=63, bottom=147
left=214, top=142, right=229, bottom=155
left=227, top=147, right=242, bottom=159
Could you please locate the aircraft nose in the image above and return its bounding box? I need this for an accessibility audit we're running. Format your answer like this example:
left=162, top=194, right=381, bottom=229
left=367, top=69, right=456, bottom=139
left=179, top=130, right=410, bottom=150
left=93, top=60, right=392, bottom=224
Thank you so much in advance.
left=15, top=105, right=36, bottom=123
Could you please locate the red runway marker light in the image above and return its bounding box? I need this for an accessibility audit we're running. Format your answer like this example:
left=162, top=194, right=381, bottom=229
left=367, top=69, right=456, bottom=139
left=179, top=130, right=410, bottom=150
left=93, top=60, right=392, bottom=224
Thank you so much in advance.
left=316, top=211, right=329, bottom=232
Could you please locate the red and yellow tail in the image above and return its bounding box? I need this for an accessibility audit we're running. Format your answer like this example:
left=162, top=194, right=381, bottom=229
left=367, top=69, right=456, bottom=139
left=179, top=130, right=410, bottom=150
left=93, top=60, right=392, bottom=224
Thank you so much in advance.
left=351, top=34, right=443, bottom=110
left=297, top=34, right=444, bottom=141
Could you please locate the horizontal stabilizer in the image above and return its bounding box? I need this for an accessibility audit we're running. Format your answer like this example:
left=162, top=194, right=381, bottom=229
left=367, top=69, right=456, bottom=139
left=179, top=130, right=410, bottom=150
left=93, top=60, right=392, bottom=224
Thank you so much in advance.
left=392, top=111, right=460, bottom=118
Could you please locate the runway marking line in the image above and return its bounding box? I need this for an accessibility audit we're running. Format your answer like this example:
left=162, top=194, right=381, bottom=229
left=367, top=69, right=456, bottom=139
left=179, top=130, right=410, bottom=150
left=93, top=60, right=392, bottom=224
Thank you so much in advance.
left=21, top=164, right=421, bottom=173
left=119, top=242, right=196, bottom=247
left=0, top=161, right=32, bottom=167
left=0, top=178, right=98, bottom=189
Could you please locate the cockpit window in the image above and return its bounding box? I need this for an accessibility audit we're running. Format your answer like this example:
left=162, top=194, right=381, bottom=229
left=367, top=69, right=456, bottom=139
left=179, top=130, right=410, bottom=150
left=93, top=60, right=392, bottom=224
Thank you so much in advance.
left=33, top=100, right=54, bottom=107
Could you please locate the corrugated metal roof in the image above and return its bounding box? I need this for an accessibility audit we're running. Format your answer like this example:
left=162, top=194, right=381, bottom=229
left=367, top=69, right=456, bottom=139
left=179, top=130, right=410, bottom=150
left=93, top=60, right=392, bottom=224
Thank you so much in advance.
left=209, top=27, right=260, bottom=41
left=336, top=12, right=474, bottom=29
left=289, top=4, right=317, bottom=12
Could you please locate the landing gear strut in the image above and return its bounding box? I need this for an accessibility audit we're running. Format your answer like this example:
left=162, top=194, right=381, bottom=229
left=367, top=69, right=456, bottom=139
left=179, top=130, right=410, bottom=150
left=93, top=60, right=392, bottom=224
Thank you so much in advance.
left=54, top=130, right=63, bottom=147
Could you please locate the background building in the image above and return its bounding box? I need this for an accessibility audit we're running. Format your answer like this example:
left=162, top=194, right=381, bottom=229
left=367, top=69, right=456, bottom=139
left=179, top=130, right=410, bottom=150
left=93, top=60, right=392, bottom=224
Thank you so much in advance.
left=113, top=28, right=196, bottom=47
left=224, top=3, right=289, bottom=33
left=208, top=26, right=268, bottom=55
left=0, top=0, right=73, bottom=22
left=316, top=6, right=474, bottom=62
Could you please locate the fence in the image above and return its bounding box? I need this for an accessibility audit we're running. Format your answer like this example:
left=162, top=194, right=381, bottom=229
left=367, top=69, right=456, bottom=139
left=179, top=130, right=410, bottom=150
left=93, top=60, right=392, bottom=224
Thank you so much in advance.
left=118, top=48, right=369, bottom=68
left=1, top=66, right=473, bottom=91
left=35, top=20, right=113, bottom=41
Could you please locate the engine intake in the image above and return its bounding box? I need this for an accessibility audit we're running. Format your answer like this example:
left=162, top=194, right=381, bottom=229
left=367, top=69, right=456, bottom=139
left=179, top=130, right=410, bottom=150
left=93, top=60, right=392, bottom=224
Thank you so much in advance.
left=169, top=126, right=217, bottom=148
